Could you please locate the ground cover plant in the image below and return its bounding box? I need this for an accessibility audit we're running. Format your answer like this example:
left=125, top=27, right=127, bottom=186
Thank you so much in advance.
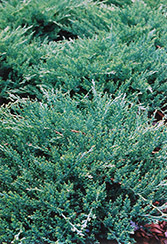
left=0, top=0, right=167, bottom=243
left=0, top=88, right=167, bottom=243
left=0, top=0, right=113, bottom=40
left=0, top=0, right=115, bottom=102
left=0, top=1, right=167, bottom=110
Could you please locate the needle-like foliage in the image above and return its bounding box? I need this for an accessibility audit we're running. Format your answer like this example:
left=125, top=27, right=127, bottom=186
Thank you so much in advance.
left=0, top=88, right=166, bottom=243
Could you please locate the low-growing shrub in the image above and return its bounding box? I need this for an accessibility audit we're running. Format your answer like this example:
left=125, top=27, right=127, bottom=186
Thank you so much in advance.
left=0, top=0, right=113, bottom=41
left=24, top=30, right=167, bottom=110
left=0, top=88, right=166, bottom=243
left=111, top=1, right=167, bottom=45
left=0, top=26, right=45, bottom=102
left=100, top=0, right=167, bottom=8
left=144, top=0, right=167, bottom=8
left=0, top=1, right=166, bottom=111
left=0, top=1, right=167, bottom=243
left=95, top=0, right=132, bottom=7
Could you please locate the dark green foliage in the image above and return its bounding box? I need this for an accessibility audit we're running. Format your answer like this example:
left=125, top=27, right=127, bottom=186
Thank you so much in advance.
left=0, top=89, right=167, bottom=243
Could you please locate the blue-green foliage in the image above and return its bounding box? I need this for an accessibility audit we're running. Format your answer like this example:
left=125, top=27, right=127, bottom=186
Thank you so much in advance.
left=0, top=0, right=167, bottom=243
left=96, top=0, right=132, bottom=7
left=0, top=0, right=112, bottom=40
left=0, top=1, right=166, bottom=110
left=25, top=29, right=166, bottom=109
left=0, top=89, right=166, bottom=243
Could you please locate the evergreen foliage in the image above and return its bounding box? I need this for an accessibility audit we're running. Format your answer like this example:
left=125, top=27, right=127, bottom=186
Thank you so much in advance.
left=0, top=0, right=167, bottom=243
left=144, top=0, right=167, bottom=8
left=0, top=89, right=166, bottom=243
left=25, top=28, right=167, bottom=109
left=96, top=0, right=132, bottom=7
left=0, top=0, right=112, bottom=41
left=0, top=1, right=166, bottom=110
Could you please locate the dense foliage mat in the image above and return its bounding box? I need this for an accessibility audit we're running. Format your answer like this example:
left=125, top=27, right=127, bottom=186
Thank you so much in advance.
left=0, top=0, right=167, bottom=243
left=0, top=0, right=113, bottom=40
left=0, top=89, right=167, bottom=243
left=0, top=1, right=167, bottom=111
